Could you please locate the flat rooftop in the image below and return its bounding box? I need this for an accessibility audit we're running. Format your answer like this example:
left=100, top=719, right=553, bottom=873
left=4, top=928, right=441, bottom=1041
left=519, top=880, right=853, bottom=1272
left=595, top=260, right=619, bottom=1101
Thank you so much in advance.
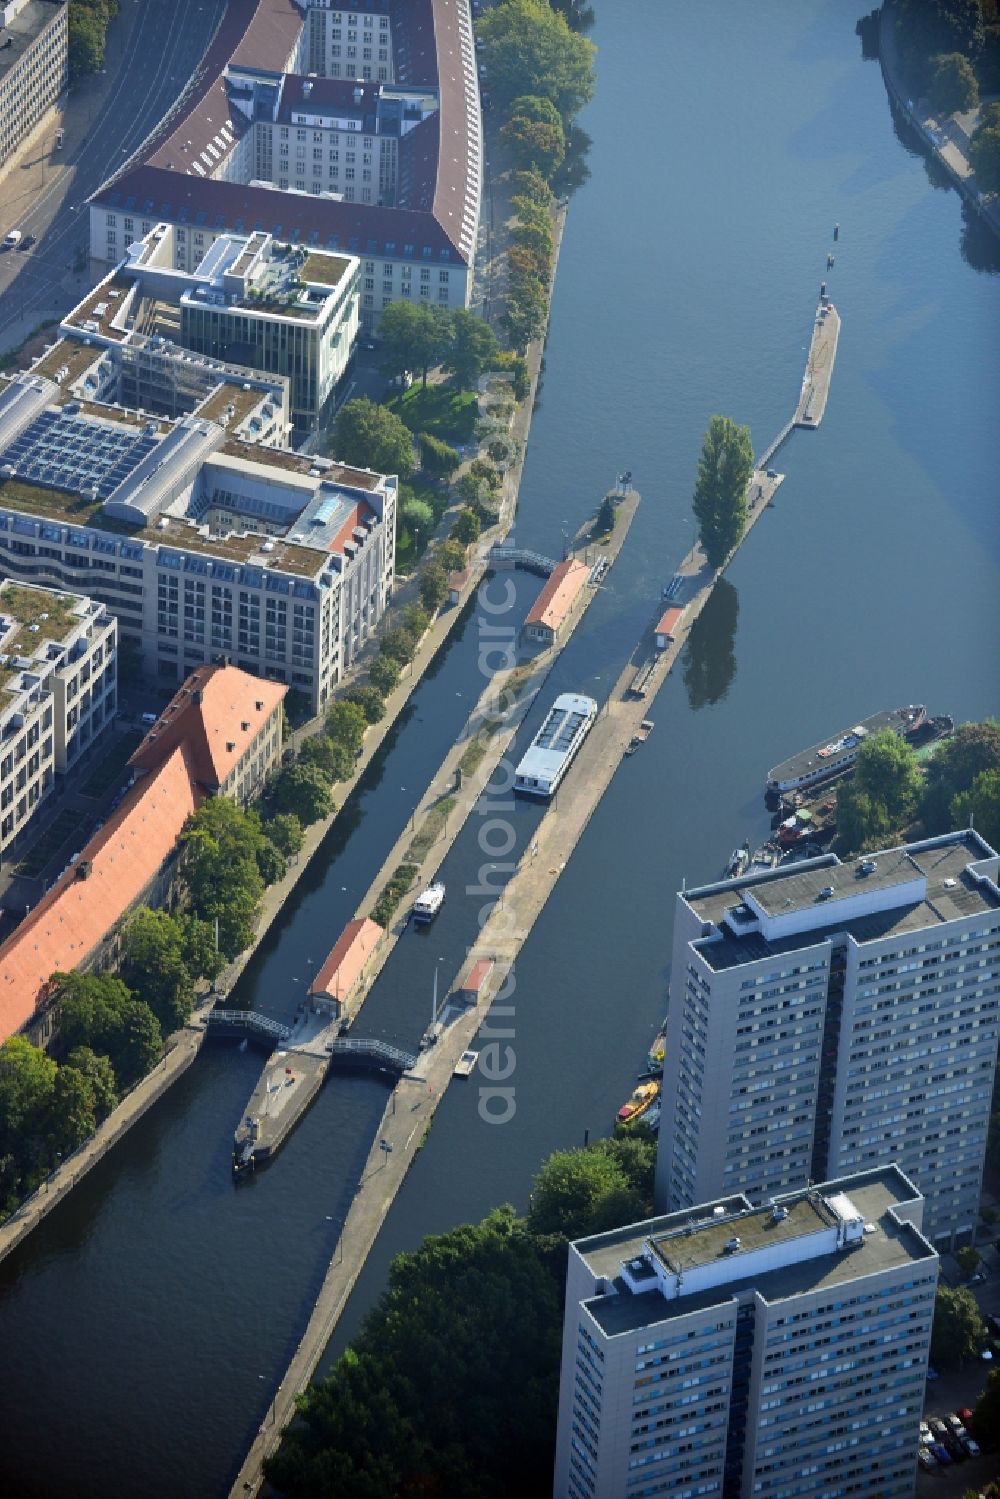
left=652, top=1193, right=832, bottom=1277
left=0, top=0, right=62, bottom=89
left=580, top=1170, right=935, bottom=1339
left=0, top=582, right=85, bottom=658
left=686, top=833, right=999, bottom=970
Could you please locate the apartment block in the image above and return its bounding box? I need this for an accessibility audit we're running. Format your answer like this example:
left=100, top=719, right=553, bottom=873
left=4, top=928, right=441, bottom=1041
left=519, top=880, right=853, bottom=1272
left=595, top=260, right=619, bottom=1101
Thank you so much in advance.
left=0, top=581, right=116, bottom=856
left=553, top=1166, right=937, bottom=1499
left=88, top=0, right=480, bottom=333
left=0, top=0, right=67, bottom=170
left=657, top=832, right=1000, bottom=1250
left=0, top=364, right=396, bottom=715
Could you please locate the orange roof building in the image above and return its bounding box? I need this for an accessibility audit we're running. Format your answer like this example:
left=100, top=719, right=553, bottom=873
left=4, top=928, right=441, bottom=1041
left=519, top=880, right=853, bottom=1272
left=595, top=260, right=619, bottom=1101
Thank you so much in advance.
left=310, top=918, right=384, bottom=1017
left=0, top=743, right=202, bottom=1044
left=655, top=606, right=686, bottom=648
left=522, top=558, right=589, bottom=646
left=129, top=663, right=286, bottom=801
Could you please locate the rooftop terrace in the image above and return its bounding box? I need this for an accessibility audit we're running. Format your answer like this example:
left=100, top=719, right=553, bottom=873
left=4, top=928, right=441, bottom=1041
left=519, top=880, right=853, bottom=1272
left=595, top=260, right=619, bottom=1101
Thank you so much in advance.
left=0, top=582, right=84, bottom=659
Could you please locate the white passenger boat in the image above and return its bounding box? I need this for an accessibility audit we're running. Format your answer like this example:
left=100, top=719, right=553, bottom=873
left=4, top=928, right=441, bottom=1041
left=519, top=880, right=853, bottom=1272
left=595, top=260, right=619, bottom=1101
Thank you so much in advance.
left=514, top=692, right=598, bottom=797
left=412, top=882, right=445, bottom=923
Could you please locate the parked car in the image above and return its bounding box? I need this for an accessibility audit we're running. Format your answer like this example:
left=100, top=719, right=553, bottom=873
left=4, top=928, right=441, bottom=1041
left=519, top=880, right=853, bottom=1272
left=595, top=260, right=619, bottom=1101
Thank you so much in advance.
left=16, top=233, right=35, bottom=252
left=919, top=1420, right=933, bottom=1445
left=956, top=1407, right=976, bottom=1431
left=917, top=1447, right=937, bottom=1471
left=926, top=1365, right=940, bottom=1380
left=987, top=1314, right=1000, bottom=1336
left=930, top=1441, right=952, bottom=1466
left=961, top=1432, right=981, bottom=1457
left=929, top=1418, right=948, bottom=1438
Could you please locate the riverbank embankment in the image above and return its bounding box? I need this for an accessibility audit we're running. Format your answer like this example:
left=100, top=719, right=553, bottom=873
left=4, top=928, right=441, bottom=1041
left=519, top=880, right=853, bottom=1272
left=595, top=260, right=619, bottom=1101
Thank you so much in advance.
left=228, top=296, right=842, bottom=1498
left=227, top=489, right=640, bottom=1168
left=878, top=1, right=1000, bottom=241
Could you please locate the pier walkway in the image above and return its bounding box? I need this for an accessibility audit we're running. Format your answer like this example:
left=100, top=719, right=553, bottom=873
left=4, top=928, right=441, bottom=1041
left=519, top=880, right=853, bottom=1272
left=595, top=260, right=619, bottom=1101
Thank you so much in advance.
left=228, top=299, right=840, bottom=1498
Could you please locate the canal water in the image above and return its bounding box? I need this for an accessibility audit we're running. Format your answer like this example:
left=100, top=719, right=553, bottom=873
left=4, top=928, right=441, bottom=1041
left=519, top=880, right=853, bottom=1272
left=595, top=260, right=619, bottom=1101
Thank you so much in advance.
left=1, top=2, right=997, bottom=1494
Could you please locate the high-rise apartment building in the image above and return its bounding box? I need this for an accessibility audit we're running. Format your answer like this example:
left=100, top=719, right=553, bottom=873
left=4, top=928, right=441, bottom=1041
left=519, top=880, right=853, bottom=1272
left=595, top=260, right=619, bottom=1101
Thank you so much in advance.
left=0, top=581, right=116, bottom=857
left=0, top=0, right=67, bottom=170
left=656, top=832, right=1000, bottom=1250
left=552, top=1166, right=937, bottom=1499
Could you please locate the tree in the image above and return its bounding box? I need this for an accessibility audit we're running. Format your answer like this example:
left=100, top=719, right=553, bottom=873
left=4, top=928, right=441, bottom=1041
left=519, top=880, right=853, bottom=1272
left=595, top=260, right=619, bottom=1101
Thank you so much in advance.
left=441, top=308, right=501, bottom=390
left=451, top=507, right=481, bottom=545
left=379, top=302, right=453, bottom=387
left=417, top=431, right=461, bottom=482
left=437, top=539, right=467, bottom=573
left=64, top=1046, right=118, bottom=1121
left=971, top=126, right=1000, bottom=193
left=68, top=6, right=104, bottom=82
left=502, top=279, right=548, bottom=351
left=834, top=784, right=893, bottom=857
left=344, top=685, right=386, bottom=725
left=923, top=720, right=1000, bottom=830
left=379, top=627, right=418, bottom=666
left=45, top=1065, right=97, bottom=1158
left=0, top=1037, right=57, bottom=1155
left=182, top=799, right=266, bottom=959
left=527, top=1146, right=648, bottom=1238
left=368, top=653, right=400, bottom=695
left=956, top=1245, right=982, bottom=1277
left=929, top=51, right=980, bottom=113
left=327, top=699, right=368, bottom=754
left=691, top=415, right=753, bottom=568
left=930, top=1284, right=986, bottom=1368
left=300, top=733, right=354, bottom=784
left=255, top=837, right=287, bottom=886
left=952, top=770, right=1000, bottom=849
left=332, top=398, right=415, bottom=479
left=419, top=561, right=448, bottom=613
left=476, top=0, right=597, bottom=122
left=54, top=972, right=162, bottom=1089
left=177, top=912, right=225, bottom=982
left=399, top=492, right=435, bottom=547
left=267, top=811, right=304, bottom=859
left=855, top=729, right=923, bottom=824
left=119, top=907, right=196, bottom=1036
left=502, top=111, right=566, bottom=179
left=510, top=169, right=552, bottom=206
left=264, top=1206, right=561, bottom=1499
left=401, top=602, right=430, bottom=638
left=273, top=763, right=333, bottom=827
left=975, top=1368, right=1000, bottom=1453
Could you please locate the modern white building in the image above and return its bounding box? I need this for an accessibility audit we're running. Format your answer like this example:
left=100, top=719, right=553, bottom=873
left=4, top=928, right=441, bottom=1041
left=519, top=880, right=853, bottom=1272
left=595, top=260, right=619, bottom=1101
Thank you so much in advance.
left=0, top=581, right=116, bottom=856
left=553, top=1166, right=937, bottom=1499
left=0, top=0, right=67, bottom=170
left=65, top=223, right=359, bottom=428
left=88, top=0, right=481, bottom=334
left=0, top=364, right=396, bottom=714
left=657, top=832, right=1000, bottom=1250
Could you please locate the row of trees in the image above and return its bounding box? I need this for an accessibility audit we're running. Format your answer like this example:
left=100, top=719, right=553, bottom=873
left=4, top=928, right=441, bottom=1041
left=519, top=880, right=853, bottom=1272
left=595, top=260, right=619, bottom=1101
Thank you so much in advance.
left=892, top=0, right=997, bottom=97
left=835, top=718, right=1000, bottom=857
left=971, top=101, right=1000, bottom=194
left=377, top=303, right=502, bottom=392
left=264, top=1128, right=655, bottom=1497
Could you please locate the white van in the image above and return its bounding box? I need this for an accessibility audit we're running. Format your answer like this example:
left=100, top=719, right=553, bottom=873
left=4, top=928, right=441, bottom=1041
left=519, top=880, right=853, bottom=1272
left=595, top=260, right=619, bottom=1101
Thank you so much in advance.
left=140, top=711, right=158, bottom=726
left=3, top=229, right=22, bottom=249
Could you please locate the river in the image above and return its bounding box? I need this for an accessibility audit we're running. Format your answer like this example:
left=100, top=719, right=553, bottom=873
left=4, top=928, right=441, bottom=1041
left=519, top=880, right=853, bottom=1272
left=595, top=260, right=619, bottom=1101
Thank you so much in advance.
left=1, top=3, right=997, bottom=1495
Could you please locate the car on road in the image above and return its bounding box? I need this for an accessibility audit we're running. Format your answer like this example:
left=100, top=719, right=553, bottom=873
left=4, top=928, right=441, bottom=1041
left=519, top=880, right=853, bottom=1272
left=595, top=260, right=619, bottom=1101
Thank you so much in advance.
left=16, top=233, right=35, bottom=252
left=2, top=229, right=21, bottom=249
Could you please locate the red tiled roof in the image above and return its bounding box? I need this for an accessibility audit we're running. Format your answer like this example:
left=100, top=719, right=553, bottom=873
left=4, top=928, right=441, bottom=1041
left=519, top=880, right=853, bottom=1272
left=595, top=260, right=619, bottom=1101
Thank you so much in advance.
left=311, top=918, right=383, bottom=1001
left=656, top=606, right=686, bottom=637
left=93, top=0, right=479, bottom=266
left=0, top=744, right=202, bottom=1043
left=524, top=558, right=589, bottom=632
left=462, top=957, right=494, bottom=994
left=129, top=664, right=286, bottom=790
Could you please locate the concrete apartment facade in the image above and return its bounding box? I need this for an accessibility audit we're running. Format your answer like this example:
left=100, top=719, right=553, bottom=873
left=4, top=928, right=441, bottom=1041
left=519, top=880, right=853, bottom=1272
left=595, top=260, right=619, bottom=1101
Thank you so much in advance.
left=657, top=832, right=1000, bottom=1251
left=0, top=581, right=116, bottom=857
left=553, top=1166, right=937, bottom=1499
left=0, top=358, right=396, bottom=715
left=88, top=0, right=480, bottom=334
left=0, top=0, right=66, bottom=170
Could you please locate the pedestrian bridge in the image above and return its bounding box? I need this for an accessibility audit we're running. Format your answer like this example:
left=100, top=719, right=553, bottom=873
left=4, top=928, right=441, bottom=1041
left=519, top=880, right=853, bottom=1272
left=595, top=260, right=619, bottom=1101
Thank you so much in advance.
left=486, top=545, right=557, bottom=576
left=327, top=1037, right=418, bottom=1075
left=205, top=1009, right=292, bottom=1044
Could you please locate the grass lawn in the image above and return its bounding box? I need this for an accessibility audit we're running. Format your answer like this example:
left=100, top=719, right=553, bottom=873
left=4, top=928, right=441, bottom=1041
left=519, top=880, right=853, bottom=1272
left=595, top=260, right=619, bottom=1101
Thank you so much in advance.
left=395, top=481, right=450, bottom=574
left=79, top=730, right=143, bottom=798
left=16, top=808, right=87, bottom=878
left=407, top=796, right=457, bottom=863
left=388, top=383, right=478, bottom=445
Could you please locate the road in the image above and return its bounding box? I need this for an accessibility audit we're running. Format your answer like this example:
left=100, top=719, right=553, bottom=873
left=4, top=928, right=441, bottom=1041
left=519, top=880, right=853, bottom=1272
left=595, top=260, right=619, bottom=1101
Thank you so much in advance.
left=0, top=0, right=227, bottom=350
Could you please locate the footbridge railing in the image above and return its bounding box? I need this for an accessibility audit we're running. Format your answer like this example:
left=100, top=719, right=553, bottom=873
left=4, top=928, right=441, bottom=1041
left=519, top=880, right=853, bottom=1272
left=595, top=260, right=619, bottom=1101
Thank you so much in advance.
left=487, top=546, right=557, bottom=576
left=206, top=1009, right=292, bottom=1043
left=328, top=1037, right=418, bottom=1074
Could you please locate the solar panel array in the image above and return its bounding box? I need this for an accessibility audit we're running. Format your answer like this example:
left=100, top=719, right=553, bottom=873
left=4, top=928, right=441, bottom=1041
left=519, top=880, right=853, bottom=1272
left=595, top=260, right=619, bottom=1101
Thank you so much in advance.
left=4, top=410, right=160, bottom=501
